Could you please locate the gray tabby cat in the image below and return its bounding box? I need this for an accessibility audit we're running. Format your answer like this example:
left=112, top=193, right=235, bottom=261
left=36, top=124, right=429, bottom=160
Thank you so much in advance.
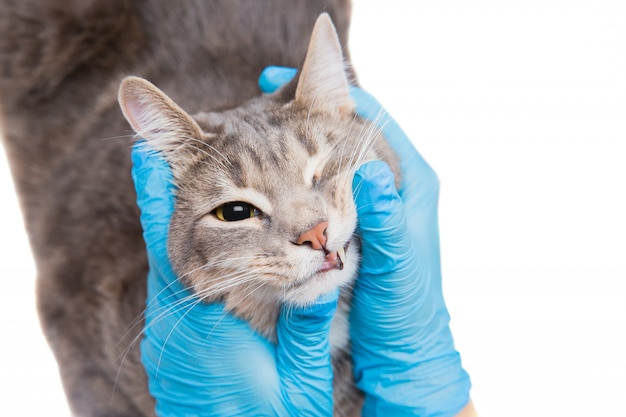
left=119, top=14, right=400, bottom=416
left=0, top=1, right=396, bottom=416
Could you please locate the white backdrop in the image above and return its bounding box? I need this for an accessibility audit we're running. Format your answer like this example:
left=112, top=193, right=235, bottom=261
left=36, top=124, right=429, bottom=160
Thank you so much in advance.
left=1, top=1, right=625, bottom=416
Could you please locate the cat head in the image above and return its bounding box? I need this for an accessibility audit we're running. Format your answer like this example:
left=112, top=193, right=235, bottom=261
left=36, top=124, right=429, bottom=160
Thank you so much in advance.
left=118, top=14, right=394, bottom=308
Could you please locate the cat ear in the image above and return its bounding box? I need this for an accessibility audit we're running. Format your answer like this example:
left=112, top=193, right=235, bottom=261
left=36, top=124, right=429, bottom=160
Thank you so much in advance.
left=118, top=76, right=203, bottom=157
left=295, top=13, right=355, bottom=116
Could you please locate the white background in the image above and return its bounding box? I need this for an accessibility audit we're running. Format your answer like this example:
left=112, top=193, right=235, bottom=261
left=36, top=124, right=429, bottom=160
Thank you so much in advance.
left=1, top=1, right=625, bottom=416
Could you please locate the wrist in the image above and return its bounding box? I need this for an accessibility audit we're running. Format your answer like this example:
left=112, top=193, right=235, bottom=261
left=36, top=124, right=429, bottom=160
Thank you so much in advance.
left=454, top=400, right=478, bottom=417
left=357, top=351, right=471, bottom=417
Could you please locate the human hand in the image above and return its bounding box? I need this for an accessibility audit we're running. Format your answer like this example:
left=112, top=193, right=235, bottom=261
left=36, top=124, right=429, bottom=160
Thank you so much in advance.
left=132, top=143, right=339, bottom=416
left=260, top=67, right=472, bottom=417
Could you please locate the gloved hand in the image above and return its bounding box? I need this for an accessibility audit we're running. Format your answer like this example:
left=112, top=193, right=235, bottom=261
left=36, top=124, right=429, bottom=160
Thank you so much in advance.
left=261, top=67, right=472, bottom=417
left=132, top=144, right=339, bottom=416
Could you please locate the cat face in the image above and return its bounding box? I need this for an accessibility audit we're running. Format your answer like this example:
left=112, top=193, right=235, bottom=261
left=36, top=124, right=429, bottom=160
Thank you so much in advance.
left=167, top=96, right=366, bottom=305
left=119, top=14, right=393, bottom=307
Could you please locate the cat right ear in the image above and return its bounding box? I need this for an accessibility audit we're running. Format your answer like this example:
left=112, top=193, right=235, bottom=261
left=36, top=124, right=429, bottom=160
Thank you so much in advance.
left=118, top=76, right=203, bottom=159
left=295, top=13, right=355, bottom=117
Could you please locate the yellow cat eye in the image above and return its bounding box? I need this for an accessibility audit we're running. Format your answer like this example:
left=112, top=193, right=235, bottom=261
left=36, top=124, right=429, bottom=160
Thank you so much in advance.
left=214, top=202, right=260, bottom=222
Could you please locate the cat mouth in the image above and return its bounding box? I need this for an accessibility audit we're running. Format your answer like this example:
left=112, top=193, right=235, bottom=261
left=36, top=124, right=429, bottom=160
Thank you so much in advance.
left=319, top=244, right=347, bottom=273
left=287, top=242, right=351, bottom=292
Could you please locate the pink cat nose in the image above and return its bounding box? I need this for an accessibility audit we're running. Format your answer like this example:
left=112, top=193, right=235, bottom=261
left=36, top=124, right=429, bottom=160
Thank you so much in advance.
left=296, top=221, right=328, bottom=250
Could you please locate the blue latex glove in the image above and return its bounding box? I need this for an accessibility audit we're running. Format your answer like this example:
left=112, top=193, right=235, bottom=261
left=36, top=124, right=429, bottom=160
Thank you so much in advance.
left=132, top=144, right=339, bottom=416
left=261, top=67, right=471, bottom=417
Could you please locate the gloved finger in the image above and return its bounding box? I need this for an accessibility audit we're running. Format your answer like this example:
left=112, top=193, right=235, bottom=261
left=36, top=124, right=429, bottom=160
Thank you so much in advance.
left=275, top=289, right=339, bottom=416
left=131, top=141, right=175, bottom=269
left=258, top=66, right=298, bottom=94
left=351, top=160, right=412, bottom=270
left=351, top=161, right=425, bottom=336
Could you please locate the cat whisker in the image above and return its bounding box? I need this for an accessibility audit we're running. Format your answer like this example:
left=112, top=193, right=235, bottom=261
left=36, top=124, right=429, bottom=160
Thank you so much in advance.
left=343, top=118, right=375, bottom=173
left=329, top=114, right=384, bottom=209
left=153, top=296, right=206, bottom=378
left=194, top=268, right=278, bottom=343
left=180, top=138, right=232, bottom=174
left=197, top=263, right=279, bottom=297
left=202, top=142, right=234, bottom=169
left=116, top=274, right=198, bottom=352
left=121, top=253, right=274, bottom=345
left=153, top=267, right=279, bottom=374
left=113, top=280, right=198, bottom=394
left=117, top=261, right=265, bottom=352
left=355, top=119, right=383, bottom=164
left=116, top=267, right=265, bottom=381
left=116, top=279, right=199, bottom=355
left=95, top=133, right=137, bottom=142
left=306, top=102, right=314, bottom=139
left=181, top=135, right=234, bottom=170
left=328, top=111, right=360, bottom=177
left=179, top=253, right=272, bottom=273
left=114, top=266, right=243, bottom=395
left=349, top=112, right=395, bottom=206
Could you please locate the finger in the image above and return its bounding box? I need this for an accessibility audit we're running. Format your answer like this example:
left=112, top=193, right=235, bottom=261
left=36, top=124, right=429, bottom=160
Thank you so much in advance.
left=258, top=66, right=298, bottom=93
left=275, top=290, right=338, bottom=416
left=130, top=141, right=175, bottom=268
left=351, top=161, right=416, bottom=292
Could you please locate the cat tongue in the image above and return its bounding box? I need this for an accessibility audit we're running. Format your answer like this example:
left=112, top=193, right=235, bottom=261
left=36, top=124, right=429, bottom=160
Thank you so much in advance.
left=321, top=251, right=344, bottom=272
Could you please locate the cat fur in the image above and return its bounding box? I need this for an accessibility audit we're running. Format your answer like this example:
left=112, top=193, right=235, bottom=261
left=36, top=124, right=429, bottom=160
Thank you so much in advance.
left=0, top=2, right=398, bottom=416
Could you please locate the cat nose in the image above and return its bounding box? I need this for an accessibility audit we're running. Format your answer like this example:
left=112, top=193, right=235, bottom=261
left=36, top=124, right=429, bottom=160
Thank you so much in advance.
left=296, top=221, right=328, bottom=250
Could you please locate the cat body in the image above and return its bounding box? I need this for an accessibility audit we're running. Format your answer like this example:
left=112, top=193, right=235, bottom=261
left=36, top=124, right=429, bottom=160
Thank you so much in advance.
left=1, top=2, right=397, bottom=416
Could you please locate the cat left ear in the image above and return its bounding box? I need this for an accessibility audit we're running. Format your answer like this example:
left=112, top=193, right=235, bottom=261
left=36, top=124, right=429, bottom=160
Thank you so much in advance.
left=295, top=13, right=355, bottom=116
left=118, top=76, right=203, bottom=158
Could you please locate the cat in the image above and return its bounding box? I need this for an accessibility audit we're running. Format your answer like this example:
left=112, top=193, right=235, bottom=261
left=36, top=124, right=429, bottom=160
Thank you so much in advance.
left=119, top=14, right=400, bottom=415
left=0, top=1, right=396, bottom=416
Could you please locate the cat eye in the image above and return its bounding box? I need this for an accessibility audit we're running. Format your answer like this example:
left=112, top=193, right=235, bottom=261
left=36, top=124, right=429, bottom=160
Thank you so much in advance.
left=214, top=202, right=261, bottom=221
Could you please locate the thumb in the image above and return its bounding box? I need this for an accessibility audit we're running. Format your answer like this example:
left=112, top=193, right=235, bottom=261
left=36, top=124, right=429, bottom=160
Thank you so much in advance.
left=131, top=141, right=175, bottom=264
left=275, top=290, right=338, bottom=416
